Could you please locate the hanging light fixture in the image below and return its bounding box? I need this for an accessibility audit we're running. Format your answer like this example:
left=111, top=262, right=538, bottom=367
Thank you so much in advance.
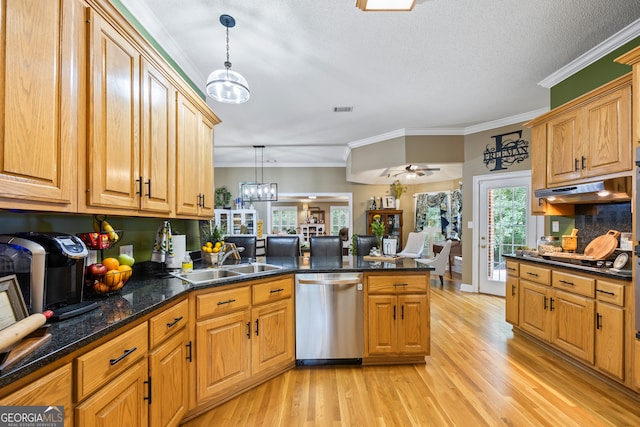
left=206, top=14, right=250, bottom=104
left=356, top=0, right=415, bottom=11
left=241, top=146, right=278, bottom=202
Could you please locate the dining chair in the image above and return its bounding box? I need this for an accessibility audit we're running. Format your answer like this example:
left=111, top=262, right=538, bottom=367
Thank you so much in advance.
left=397, top=232, right=427, bottom=259
left=222, top=236, right=257, bottom=259
left=416, top=239, right=452, bottom=286
left=266, top=236, right=300, bottom=257
left=356, top=235, right=379, bottom=256
left=310, top=236, right=342, bottom=257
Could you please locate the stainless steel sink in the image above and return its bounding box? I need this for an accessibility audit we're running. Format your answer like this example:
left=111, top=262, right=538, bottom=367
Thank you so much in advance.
left=224, top=263, right=282, bottom=274
left=173, top=268, right=243, bottom=285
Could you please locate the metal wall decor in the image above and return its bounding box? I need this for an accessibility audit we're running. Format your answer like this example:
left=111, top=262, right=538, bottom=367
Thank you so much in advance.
left=483, top=130, right=529, bottom=171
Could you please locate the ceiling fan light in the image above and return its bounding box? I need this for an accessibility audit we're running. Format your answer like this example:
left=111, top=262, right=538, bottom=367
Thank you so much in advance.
left=206, top=69, right=250, bottom=104
left=356, top=0, right=415, bottom=11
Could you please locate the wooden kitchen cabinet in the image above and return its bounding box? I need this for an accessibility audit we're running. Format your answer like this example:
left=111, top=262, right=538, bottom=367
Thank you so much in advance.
left=75, top=359, right=149, bottom=427
left=505, top=274, right=519, bottom=326
left=551, top=290, right=595, bottom=363
left=0, top=0, right=83, bottom=211
left=0, top=364, right=73, bottom=426
left=615, top=46, right=640, bottom=146
left=86, top=8, right=141, bottom=210
left=366, top=274, right=429, bottom=358
left=547, top=108, right=582, bottom=184
left=595, top=279, right=625, bottom=381
left=519, top=280, right=552, bottom=341
left=175, top=92, right=216, bottom=218
left=148, top=298, right=190, bottom=427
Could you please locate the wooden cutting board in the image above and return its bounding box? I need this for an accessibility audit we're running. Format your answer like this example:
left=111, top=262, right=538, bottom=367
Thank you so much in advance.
left=584, top=230, right=620, bottom=260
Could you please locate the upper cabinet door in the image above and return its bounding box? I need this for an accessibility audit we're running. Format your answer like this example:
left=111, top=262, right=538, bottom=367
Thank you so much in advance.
left=547, top=109, right=582, bottom=185
left=583, top=86, right=632, bottom=178
left=86, top=8, right=140, bottom=209
left=140, top=59, right=175, bottom=214
left=0, top=0, right=81, bottom=209
left=175, top=92, right=200, bottom=216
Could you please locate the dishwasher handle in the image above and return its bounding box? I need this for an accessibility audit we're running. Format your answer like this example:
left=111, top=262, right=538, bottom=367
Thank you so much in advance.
left=296, top=278, right=362, bottom=286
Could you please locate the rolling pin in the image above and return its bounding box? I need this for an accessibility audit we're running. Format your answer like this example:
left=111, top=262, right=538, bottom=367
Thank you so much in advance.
left=0, top=311, right=52, bottom=353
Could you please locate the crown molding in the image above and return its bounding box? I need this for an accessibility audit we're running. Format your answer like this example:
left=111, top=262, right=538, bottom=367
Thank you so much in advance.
left=538, top=18, right=640, bottom=88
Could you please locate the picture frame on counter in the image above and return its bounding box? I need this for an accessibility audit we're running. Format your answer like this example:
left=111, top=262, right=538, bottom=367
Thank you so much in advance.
left=0, top=275, right=28, bottom=330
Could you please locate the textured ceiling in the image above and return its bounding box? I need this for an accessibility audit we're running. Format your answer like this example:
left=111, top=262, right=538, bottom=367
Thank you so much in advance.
left=119, top=0, right=640, bottom=183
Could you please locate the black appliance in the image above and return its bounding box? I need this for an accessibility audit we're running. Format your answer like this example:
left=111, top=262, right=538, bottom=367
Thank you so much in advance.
left=0, top=232, right=98, bottom=321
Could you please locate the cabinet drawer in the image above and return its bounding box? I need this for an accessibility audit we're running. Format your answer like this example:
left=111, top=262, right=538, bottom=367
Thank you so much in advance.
left=149, top=298, right=189, bottom=348
left=253, top=277, right=293, bottom=305
left=76, top=322, right=148, bottom=400
left=368, top=274, right=428, bottom=294
left=596, top=280, right=625, bottom=307
left=506, top=261, right=519, bottom=276
left=197, top=286, right=250, bottom=319
left=552, top=271, right=595, bottom=297
left=519, top=264, right=550, bottom=285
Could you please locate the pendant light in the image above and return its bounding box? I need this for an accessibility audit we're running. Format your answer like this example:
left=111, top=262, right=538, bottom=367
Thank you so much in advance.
left=206, top=14, right=250, bottom=104
left=241, top=146, right=278, bottom=202
left=356, top=0, right=416, bottom=11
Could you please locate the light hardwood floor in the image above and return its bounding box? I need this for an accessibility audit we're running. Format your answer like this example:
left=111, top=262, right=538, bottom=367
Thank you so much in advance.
left=184, top=275, right=640, bottom=426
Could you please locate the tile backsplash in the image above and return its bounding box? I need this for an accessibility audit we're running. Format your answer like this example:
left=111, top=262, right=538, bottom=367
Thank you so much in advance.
left=573, top=202, right=632, bottom=254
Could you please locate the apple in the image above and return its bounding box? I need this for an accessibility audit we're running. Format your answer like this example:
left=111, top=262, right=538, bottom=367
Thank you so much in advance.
left=117, top=254, right=135, bottom=267
left=88, top=263, right=107, bottom=276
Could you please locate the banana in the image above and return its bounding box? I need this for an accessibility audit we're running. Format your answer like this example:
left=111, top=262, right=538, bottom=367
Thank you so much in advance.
left=93, top=216, right=101, bottom=233
left=101, top=219, right=119, bottom=242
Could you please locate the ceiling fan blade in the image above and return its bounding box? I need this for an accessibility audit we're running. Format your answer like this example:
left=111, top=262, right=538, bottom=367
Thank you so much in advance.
left=416, top=171, right=425, bottom=176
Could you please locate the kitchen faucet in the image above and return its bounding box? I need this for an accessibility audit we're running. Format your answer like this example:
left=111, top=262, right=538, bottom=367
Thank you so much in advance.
left=217, top=244, right=244, bottom=267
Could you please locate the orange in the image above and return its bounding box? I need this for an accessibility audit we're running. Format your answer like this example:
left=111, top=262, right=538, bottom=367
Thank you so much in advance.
left=102, top=257, right=120, bottom=271
left=117, top=265, right=133, bottom=281
left=104, top=270, right=121, bottom=287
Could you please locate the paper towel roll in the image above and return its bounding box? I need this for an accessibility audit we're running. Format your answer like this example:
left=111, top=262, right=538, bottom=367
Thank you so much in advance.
left=166, top=234, right=186, bottom=269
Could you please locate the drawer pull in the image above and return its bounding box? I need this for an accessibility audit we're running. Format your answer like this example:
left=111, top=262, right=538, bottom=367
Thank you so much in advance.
left=393, top=283, right=408, bottom=287
left=559, top=279, right=574, bottom=286
left=596, top=289, right=615, bottom=296
left=526, top=272, right=539, bottom=277
left=507, top=267, right=516, bottom=271
left=269, top=288, right=284, bottom=294
left=217, top=299, right=236, bottom=306
left=110, top=347, right=137, bottom=366
left=166, top=316, right=184, bottom=328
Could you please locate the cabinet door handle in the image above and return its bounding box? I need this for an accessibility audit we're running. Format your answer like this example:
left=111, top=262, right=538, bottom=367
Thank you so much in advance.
left=559, top=279, right=574, bottom=286
left=217, top=299, right=236, bottom=306
left=145, top=179, right=151, bottom=198
left=135, top=176, right=143, bottom=196
left=596, top=312, right=602, bottom=330
left=401, top=304, right=404, bottom=320
left=166, top=316, right=183, bottom=328
left=255, top=319, right=260, bottom=336
left=511, top=284, right=516, bottom=296
left=110, top=347, right=137, bottom=365
left=574, top=158, right=579, bottom=172
left=144, top=376, right=152, bottom=404
left=186, top=341, right=193, bottom=362
left=543, top=296, right=548, bottom=310
left=581, top=156, right=586, bottom=170
left=200, top=194, right=206, bottom=208
left=270, top=288, right=284, bottom=294
left=393, top=305, right=396, bottom=321
left=246, top=321, right=251, bottom=339
left=549, top=297, right=555, bottom=312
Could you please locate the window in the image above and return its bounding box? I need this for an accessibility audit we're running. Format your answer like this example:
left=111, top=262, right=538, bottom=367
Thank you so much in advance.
left=271, top=206, right=298, bottom=234
left=330, top=206, right=349, bottom=235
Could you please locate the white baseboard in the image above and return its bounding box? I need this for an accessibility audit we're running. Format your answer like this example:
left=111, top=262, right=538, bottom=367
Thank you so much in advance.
left=460, top=283, right=475, bottom=293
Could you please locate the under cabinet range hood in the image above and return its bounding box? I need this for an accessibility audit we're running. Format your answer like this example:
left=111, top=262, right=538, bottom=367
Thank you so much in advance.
left=534, top=177, right=631, bottom=204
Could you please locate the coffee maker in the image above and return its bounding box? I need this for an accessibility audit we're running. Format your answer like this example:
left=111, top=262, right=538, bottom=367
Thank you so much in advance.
left=0, top=232, right=98, bottom=321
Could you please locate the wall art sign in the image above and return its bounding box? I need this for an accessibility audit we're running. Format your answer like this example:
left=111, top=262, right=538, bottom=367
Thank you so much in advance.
left=483, top=130, right=529, bottom=171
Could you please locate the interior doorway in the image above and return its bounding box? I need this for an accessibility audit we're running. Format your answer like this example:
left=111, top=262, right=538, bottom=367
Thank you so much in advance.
left=471, top=171, right=542, bottom=295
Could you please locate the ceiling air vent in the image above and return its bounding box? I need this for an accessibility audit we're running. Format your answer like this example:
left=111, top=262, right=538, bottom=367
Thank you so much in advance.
left=333, top=107, right=353, bottom=112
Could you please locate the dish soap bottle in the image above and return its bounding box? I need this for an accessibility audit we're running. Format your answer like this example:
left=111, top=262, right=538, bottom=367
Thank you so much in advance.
left=181, top=253, right=193, bottom=273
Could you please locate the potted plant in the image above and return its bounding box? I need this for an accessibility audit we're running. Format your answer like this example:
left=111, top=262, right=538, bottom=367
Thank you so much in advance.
left=389, top=180, right=407, bottom=209
left=214, top=186, right=232, bottom=209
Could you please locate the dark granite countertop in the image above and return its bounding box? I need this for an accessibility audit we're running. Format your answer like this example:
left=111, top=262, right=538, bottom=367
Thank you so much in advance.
left=504, top=254, right=632, bottom=281
left=0, top=256, right=431, bottom=388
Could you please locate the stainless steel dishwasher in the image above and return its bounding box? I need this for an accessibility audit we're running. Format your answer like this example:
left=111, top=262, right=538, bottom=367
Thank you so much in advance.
left=295, top=272, right=364, bottom=365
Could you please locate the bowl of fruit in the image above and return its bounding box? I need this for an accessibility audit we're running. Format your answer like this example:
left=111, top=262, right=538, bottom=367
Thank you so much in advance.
left=201, top=240, right=222, bottom=266
left=86, top=254, right=135, bottom=295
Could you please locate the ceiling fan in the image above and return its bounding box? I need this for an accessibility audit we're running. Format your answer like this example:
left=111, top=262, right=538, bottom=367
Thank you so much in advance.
left=381, top=164, right=441, bottom=178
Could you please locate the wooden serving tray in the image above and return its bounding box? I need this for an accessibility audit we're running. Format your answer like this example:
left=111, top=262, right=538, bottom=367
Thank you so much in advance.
left=363, top=255, right=403, bottom=262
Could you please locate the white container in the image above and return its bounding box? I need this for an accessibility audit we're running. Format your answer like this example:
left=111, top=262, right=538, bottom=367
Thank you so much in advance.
left=620, top=232, right=632, bottom=250
left=166, top=234, right=186, bottom=269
